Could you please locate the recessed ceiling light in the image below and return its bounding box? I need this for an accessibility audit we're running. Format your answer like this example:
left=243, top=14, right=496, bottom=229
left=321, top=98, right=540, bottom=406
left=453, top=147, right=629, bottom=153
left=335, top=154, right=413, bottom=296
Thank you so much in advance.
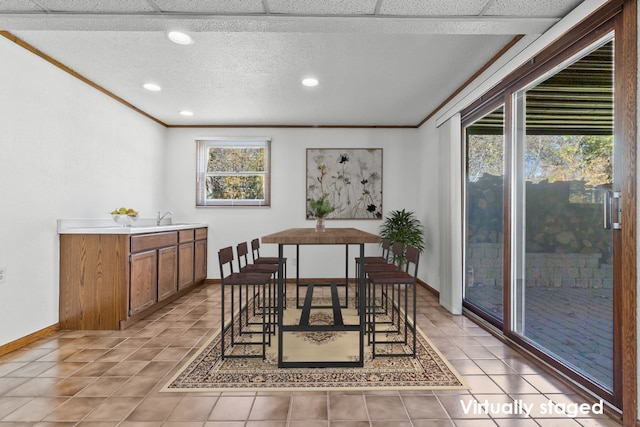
left=143, top=82, right=162, bottom=91
left=179, top=110, right=194, bottom=117
left=302, top=77, right=319, bottom=87
left=168, top=31, right=194, bottom=45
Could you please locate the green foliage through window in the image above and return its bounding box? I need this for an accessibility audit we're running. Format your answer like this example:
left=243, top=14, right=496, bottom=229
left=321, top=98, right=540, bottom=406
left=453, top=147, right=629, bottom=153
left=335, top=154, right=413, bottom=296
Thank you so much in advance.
left=196, top=139, right=271, bottom=206
left=207, top=147, right=265, bottom=173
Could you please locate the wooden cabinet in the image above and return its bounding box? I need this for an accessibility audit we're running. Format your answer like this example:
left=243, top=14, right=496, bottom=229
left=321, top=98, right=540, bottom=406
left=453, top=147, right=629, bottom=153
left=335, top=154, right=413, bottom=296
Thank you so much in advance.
left=157, top=246, right=178, bottom=302
left=177, top=228, right=208, bottom=290
left=59, top=226, right=207, bottom=330
left=130, top=250, right=158, bottom=314
left=59, top=234, right=129, bottom=330
left=130, top=231, right=178, bottom=310
left=195, top=238, right=207, bottom=282
left=178, top=229, right=195, bottom=290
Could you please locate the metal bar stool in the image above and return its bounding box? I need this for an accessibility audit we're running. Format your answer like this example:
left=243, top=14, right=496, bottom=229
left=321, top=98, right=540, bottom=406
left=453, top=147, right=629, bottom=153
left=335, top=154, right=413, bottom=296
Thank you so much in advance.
left=355, top=237, right=391, bottom=309
left=237, top=241, right=279, bottom=333
left=218, top=246, right=272, bottom=360
left=362, top=241, right=403, bottom=340
left=251, top=238, right=287, bottom=308
left=356, top=237, right=391, bottom=267
left=367, top=244, right=420, bottom=358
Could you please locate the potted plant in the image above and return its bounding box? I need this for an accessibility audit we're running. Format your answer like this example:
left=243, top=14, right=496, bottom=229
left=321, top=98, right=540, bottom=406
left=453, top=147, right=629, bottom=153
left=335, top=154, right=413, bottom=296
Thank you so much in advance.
left=308, top=193, right=335, bottom=232
left=379, top=209, right=425, bottom=266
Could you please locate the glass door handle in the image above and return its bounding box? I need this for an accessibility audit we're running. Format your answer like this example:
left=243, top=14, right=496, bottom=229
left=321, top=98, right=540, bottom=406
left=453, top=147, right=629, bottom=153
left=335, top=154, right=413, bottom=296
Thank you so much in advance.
left=604, top=191, right=622, bottom=230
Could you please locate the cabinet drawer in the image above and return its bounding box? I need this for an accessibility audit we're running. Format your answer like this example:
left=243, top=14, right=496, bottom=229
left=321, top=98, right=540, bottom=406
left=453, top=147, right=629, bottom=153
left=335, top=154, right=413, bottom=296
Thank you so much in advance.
left=131, top=232, right=178, bottom=253
left=179, top=229, right=195, bottom=243
left=195, top=227, right=207, bottom=240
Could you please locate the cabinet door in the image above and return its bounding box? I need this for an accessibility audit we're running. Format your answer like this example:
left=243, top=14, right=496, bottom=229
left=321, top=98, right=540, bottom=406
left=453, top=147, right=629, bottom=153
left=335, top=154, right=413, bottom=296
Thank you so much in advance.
left=130, top=250, right=157, bottom=315
left=157, top=246, right=178, bottom=302
left=178, top=242, right=194, bottom=290
left=194, top=238, right=207, bottom=282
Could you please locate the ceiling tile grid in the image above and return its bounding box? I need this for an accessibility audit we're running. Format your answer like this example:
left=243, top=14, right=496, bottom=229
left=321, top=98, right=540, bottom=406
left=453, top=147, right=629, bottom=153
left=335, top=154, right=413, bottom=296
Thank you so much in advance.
left=481, top=0, right=583, bottom=17
left=378, top=0, right=490, bottom=16
left=151, top=0, right=266, bottom=14
left=34, top=0, right=155, bottom=13
left=0, top=0, right=46, bottom=12
left=1, top=0, right=584, bottom=17
left=266, top=0, right=378, bottom=15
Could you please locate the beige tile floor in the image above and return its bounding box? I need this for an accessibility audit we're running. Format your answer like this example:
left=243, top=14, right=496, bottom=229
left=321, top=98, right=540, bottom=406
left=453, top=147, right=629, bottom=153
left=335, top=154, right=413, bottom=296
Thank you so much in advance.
left=0, top=283, right=623, bottom=426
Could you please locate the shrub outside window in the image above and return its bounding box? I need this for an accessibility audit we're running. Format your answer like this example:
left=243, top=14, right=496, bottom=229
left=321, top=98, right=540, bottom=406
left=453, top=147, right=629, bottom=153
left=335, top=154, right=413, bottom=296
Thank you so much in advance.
left=196, top=138, right=271, bottom=206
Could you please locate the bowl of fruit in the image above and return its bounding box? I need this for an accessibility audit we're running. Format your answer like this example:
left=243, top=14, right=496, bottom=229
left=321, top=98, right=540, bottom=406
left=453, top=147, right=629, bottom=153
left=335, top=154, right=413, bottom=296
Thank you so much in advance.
left=110, top=207, right=139, bottom=226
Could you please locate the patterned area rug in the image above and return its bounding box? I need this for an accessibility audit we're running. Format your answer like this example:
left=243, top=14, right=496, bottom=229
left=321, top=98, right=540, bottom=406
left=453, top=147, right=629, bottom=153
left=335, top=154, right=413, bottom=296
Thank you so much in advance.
left=162, top=295, right=468, bottom=392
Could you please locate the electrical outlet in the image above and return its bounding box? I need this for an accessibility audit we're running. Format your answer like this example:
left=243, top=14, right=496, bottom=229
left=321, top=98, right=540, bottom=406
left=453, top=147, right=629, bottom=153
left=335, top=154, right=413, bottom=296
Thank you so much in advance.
left=0, top=267, right=5, bottom=284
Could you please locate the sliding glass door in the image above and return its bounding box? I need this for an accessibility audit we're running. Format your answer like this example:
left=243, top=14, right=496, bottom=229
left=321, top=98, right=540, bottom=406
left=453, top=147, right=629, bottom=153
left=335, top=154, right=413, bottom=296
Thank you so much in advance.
left=511, top=38, right=615, bottom=390
left=463, top=33, right=619, bottom=397
left=464, top=105, right=505, bottom=322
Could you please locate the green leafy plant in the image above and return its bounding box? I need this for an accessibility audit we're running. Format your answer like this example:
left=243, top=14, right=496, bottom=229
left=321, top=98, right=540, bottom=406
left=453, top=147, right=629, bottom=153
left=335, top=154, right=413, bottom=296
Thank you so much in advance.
left=308, top=194, right=335, bottom=218
left=379, top=209, right=425, bottom=265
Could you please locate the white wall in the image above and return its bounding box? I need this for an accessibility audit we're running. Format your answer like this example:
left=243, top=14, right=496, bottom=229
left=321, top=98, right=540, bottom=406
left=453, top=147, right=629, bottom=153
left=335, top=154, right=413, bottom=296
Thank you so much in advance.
left=417, top=114, right=463, bottom=311
left=0, top=37, right=167, bottom=346
left=417, top=120, right=441, bottom=292
left=164, top=127, right=425, bottom=280
left=436, top=114, right=463, bottom=314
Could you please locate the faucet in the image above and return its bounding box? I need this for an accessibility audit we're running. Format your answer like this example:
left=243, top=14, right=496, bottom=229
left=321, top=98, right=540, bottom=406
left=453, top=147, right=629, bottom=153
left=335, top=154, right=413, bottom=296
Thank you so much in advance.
left=157, top=211, right=173, bottom=226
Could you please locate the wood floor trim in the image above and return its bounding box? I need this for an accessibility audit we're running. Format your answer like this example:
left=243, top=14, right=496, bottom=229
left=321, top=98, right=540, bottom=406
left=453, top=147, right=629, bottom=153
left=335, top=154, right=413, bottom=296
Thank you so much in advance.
left=0, top=324, right=60, bottom=357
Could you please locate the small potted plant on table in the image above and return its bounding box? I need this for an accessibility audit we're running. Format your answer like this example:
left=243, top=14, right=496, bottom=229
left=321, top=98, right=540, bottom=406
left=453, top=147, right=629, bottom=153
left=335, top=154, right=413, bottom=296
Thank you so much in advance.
left=308, top=193, right=335, bottom=232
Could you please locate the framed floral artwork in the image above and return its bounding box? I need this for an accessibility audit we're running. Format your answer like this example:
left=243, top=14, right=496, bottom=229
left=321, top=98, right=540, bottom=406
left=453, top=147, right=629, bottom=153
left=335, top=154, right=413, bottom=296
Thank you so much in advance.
left=306, top=148, right=383, bottom=219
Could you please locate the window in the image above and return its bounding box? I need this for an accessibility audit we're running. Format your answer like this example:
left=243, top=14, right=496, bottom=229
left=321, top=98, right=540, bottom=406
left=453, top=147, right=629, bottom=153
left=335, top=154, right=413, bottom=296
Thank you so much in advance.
left=196, top=138, right=271, bottom=206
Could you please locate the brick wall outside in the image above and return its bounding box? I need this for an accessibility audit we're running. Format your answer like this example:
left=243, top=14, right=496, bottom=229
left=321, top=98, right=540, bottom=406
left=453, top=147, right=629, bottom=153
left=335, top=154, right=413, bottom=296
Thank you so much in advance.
left=466, top=243, right=613, bottom=289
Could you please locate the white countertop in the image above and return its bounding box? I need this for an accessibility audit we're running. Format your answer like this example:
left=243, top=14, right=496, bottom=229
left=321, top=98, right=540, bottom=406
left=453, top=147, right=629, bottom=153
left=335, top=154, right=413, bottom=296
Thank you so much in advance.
left=57, top=218, right=208, bottom=235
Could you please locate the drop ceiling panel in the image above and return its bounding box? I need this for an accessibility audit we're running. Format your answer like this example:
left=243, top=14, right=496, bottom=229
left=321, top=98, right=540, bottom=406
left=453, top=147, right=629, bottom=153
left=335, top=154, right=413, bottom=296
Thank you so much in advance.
left=482, top=0, right=584, bottom=17
left=378, top=0, right=490, bottom=16
left=35, top=0, right=155, bottom=13
left=151, top=0, right=266, bottom=14
left=0, top=0, right=45, bottom=12
left=267, top=0, right=378, bottom=15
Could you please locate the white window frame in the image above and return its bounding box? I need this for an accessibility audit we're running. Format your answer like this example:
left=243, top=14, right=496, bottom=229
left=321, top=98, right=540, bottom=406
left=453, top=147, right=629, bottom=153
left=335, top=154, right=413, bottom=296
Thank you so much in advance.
left=196, top=137, right=271, bottom=207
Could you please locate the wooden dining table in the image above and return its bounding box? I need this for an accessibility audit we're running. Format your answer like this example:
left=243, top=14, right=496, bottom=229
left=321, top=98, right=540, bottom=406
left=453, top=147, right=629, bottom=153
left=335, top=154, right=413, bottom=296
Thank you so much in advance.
left=261, top=227, right=380, bottom=368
